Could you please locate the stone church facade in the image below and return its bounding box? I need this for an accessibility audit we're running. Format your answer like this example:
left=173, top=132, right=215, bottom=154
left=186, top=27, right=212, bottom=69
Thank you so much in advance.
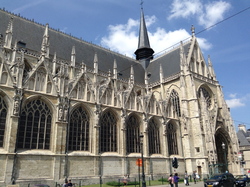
left=0, top=8, right=240, bottom=186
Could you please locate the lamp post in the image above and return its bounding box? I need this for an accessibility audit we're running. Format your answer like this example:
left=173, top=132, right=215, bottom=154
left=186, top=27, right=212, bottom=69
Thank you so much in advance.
left=140, top=133, right=146, bottom=187
left=222, top=142, right=228, bottom=172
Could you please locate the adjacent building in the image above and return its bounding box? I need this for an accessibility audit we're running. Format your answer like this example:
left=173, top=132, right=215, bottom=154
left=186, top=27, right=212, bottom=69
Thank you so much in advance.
left=0, top=7, right=240, bottom=186
left=237, top=124, right=250, bottom=175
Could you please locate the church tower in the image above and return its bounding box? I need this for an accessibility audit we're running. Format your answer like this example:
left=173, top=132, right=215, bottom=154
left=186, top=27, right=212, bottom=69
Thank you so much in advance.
left=134, top=7, right=154, bottom=69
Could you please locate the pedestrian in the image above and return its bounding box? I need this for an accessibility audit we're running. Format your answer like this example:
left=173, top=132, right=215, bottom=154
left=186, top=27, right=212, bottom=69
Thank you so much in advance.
left=168, top=174, right=174, bottom=187
left=123, top=175, right=128, bottom=186
left=184, top=171, right=189, bottom=186
left=173, top=173, right=179, bottom=187
left=62, top=180, right=68, bottom=187
left=192, top=171, right=196, bottom=184
left=68, top=179, right=73, bottom=187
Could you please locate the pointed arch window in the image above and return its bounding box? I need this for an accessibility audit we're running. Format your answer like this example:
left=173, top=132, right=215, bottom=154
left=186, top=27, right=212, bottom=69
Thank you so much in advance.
left=167, top=123, right=178, bottom=155
left=148, top=118, right=161, bottom=155
left=17, top=99, right=52, bottom=149
left=126, top=115, right=140, bottom=153
left=0, top=95, right=7, bottom=147
left=198, top=87, right=212, bottom=109
left=68, top=106, right=89, bottom=151
left=100, top=110, right=117, bottom=152
left=167, top=90, right=181, bottom=118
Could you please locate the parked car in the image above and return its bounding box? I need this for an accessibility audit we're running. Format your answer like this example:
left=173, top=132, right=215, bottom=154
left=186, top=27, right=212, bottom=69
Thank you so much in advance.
left=204, top=173, right=236, bottom=187
left=235, top=175, right=250, bottom=187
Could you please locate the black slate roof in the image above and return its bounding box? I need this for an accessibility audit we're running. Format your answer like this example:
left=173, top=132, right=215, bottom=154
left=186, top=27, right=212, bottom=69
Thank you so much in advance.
left=147, top=42, right=190, bottom=84
left=237, top=130, right=250, bottom=147
left=0, top=9, right=145, bottom=84
left=0, top=9, right=190, bottom=87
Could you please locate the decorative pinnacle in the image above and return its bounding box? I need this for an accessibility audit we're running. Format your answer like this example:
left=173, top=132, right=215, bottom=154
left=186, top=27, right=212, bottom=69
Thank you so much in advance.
left=191, top=25, right=195, bottom=36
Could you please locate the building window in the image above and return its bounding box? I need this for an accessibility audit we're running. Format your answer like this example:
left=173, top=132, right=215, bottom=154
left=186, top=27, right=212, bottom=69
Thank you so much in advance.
left=68, top=106, right=89, bottom=151
left=198, top=87, right=212, bottom=109
left=167, top=90, right=181, bottom=118
left=0, top=95, right=7, bottom=147
left=148, top=118, right=161, bottom=155
left=100, top=110, right=117, bottom=152
left=126, top=115, right=140, bottom=154
left=17, top=99, right=52, bottom=149
left=167, top=123, right=178, bottom=155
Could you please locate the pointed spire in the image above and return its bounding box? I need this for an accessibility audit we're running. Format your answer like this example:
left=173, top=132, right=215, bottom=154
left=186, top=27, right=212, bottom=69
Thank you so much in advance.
left=93, top=53, right=98, bottom=74
left=134, top=7, right=154, bottom=69
left=113, top=59, right=117, bottom=79
left=11, top=40, right=17, bottom=64
left=52, top=52, right=57, bottom=75
left=81, top=61, right=86, bottom=73
left=159, top=64, right=164, bottom=83
left=4, top=17, right=13, bottom=49
left=208, top=55, right=216, bottom=79
left=71, top=46, right=76, bottom=67
left=41, top=23, right=49, bottom=58
left=129, top=65, right=134, bottom=87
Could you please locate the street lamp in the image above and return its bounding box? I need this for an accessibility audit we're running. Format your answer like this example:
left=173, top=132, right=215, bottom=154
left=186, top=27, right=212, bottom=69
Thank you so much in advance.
left=140, top=133, right=146, bottom=187
left=222, top=142, right=228, bottom=172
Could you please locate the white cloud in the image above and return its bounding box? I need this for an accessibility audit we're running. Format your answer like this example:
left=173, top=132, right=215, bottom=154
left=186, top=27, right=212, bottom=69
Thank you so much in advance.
left=198, top=1, right=231, bottom=28
left=101, top=16, right=212, bottom=57
left=226, top=98, right=245, bottom=108
left=168, top=0, right=202, bottom=19
left=226, top=94, right=245, bottom=108
left=168, top=0, right=231, bottom=28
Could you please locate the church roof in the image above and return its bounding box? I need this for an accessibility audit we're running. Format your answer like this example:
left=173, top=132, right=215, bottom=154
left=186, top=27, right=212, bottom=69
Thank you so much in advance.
left=147, top=42, right=190, bottom=84
left=237, top=130, right=250, bottom=147
left=0, top=9, right=145, bottom=84
left=0, top=9, right=191, bottom=87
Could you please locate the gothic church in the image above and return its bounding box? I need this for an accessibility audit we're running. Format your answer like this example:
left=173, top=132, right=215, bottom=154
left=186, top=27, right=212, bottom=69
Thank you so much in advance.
left=0, top=7, right=240, bottom=186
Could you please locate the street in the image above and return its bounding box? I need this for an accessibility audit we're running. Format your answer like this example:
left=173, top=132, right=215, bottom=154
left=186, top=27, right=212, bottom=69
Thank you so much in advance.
left=150, top=181, right=204, bottom=187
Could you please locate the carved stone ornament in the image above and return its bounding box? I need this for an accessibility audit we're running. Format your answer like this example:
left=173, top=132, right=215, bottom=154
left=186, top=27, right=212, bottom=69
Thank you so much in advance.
left=12, top=87, right=23, bottom=116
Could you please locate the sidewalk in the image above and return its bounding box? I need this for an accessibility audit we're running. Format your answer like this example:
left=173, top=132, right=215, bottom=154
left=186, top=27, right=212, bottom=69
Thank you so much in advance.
left=149, top=181, right=204, bottom=187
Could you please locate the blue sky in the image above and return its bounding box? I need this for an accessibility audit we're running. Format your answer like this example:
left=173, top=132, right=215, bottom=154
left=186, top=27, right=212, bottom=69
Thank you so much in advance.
left=1, top=0, right=250, bottom=130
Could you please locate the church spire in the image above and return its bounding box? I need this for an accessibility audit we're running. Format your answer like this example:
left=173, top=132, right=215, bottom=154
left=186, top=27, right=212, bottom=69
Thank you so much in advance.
left=134, top=5, right=154, bottom=69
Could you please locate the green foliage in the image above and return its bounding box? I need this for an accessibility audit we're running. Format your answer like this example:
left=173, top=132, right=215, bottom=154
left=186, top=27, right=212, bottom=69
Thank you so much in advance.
left=105, top=181, right=140, bottom=186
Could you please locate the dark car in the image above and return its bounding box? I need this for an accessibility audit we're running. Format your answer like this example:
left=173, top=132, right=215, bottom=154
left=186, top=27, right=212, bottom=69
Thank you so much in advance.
left=204, top=173, right=236, bottom=187
left=235, top=175, right=250, bottom=187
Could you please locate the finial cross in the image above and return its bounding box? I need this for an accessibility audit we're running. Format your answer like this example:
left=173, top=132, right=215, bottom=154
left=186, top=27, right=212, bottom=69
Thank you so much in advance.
left=140, top=0, right=144, bottom=9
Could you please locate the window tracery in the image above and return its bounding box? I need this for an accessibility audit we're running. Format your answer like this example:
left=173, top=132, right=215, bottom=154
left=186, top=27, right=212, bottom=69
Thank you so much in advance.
left=166, top=90, right=181, bottom=118
left=126, top=115, right=140, bottom=153
left=100, top=110, right=117, bottom=152
left=0, top=95, right=7, bottom=147
left=68, top=106, right=89, bottom=151
left=17, top=99, right=52, bottom=149
left=167, top=122, right=178, bottom=155
left=199, top=87, right=212, bottom=109
left=148, top=118, right=161, bottom=155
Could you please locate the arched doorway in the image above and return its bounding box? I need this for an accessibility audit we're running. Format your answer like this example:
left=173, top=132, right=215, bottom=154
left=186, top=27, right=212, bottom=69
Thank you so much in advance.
left=215, top=131, right=228, bottom=173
